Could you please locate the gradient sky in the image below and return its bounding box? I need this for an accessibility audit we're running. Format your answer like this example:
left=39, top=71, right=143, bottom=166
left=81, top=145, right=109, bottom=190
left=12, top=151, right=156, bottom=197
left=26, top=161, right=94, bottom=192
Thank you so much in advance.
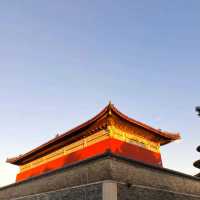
left=0, top=1, right=200, bottom=187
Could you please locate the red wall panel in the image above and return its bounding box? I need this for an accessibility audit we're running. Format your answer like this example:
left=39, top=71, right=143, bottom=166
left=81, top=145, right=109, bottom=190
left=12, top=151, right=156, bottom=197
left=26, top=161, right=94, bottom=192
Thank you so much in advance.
left=16, top=138, right=162, bottom=181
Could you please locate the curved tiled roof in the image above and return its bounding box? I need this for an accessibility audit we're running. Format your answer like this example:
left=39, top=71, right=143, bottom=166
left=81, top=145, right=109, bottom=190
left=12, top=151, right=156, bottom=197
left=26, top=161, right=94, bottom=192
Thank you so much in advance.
left=7, top=103, right=180, bottom=165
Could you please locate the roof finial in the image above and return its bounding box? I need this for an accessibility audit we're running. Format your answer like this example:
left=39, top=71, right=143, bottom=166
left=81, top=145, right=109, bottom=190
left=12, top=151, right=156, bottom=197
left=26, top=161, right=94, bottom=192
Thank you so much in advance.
left=108, top=101, right=112, bottom=115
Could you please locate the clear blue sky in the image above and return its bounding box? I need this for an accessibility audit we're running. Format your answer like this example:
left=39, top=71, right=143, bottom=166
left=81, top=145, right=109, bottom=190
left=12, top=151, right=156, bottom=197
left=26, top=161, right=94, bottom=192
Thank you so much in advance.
left=0, top=1, right=200, bottom=186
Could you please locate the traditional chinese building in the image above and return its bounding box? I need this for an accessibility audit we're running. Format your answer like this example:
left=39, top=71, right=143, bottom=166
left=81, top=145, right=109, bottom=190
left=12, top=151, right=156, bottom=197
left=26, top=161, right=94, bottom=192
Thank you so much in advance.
left=1, top=103, right=200, bottom=200
left=7, top=103, right=180, bottom=182
left=194, top=146, right=200, bottom=177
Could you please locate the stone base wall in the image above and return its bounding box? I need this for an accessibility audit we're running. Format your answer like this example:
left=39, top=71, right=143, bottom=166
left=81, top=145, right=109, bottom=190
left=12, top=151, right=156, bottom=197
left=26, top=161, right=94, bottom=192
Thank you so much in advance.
left=118, top=183, right=200, bottom=200
left=10, top=181, right=200, bottom=200
left=0, top=156, right=111, bottom=199
left=12, top=182, right=102, bottom=200
left=0, top=153, right=199, bottom=200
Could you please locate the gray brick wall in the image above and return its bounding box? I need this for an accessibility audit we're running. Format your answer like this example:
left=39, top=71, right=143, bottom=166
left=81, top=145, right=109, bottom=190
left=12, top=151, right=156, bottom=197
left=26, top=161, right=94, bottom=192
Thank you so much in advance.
left=110, top=156, right=200, bottom=195
left=117, top=183, right=200, bottom=200
left=0, top=154, right=199, bottom=200
left=12, top=183, right=102, bottom=200
left=0, top=157, right=111, bottom=199
left=11, top=183, right=102, bottom=200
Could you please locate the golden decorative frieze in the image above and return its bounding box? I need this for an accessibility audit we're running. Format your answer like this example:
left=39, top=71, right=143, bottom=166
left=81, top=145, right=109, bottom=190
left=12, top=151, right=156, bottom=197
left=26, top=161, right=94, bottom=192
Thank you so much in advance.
left=108, top=125, right=160, bottom=153
left=20, top=126, right=160, bottom=173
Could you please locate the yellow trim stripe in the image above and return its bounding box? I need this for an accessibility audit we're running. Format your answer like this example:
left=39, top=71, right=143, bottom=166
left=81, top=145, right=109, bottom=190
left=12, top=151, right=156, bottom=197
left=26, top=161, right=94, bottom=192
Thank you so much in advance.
left=20, top=130, right=109, bottom=172
left=108, top=126, right=160, bottom=153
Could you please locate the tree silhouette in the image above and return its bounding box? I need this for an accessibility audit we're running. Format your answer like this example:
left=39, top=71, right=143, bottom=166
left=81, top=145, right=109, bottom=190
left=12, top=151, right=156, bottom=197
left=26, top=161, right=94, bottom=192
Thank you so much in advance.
left=193, top=146, right=200, bottom=177
left=195, top=106, right=200, bottom=116
left=194, top=107, right=200, bottom=177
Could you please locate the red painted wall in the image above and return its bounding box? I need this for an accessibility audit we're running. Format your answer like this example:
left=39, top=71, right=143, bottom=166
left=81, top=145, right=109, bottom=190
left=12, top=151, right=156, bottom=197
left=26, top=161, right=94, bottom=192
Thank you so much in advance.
left=16, top=138, right=162, bottom=181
